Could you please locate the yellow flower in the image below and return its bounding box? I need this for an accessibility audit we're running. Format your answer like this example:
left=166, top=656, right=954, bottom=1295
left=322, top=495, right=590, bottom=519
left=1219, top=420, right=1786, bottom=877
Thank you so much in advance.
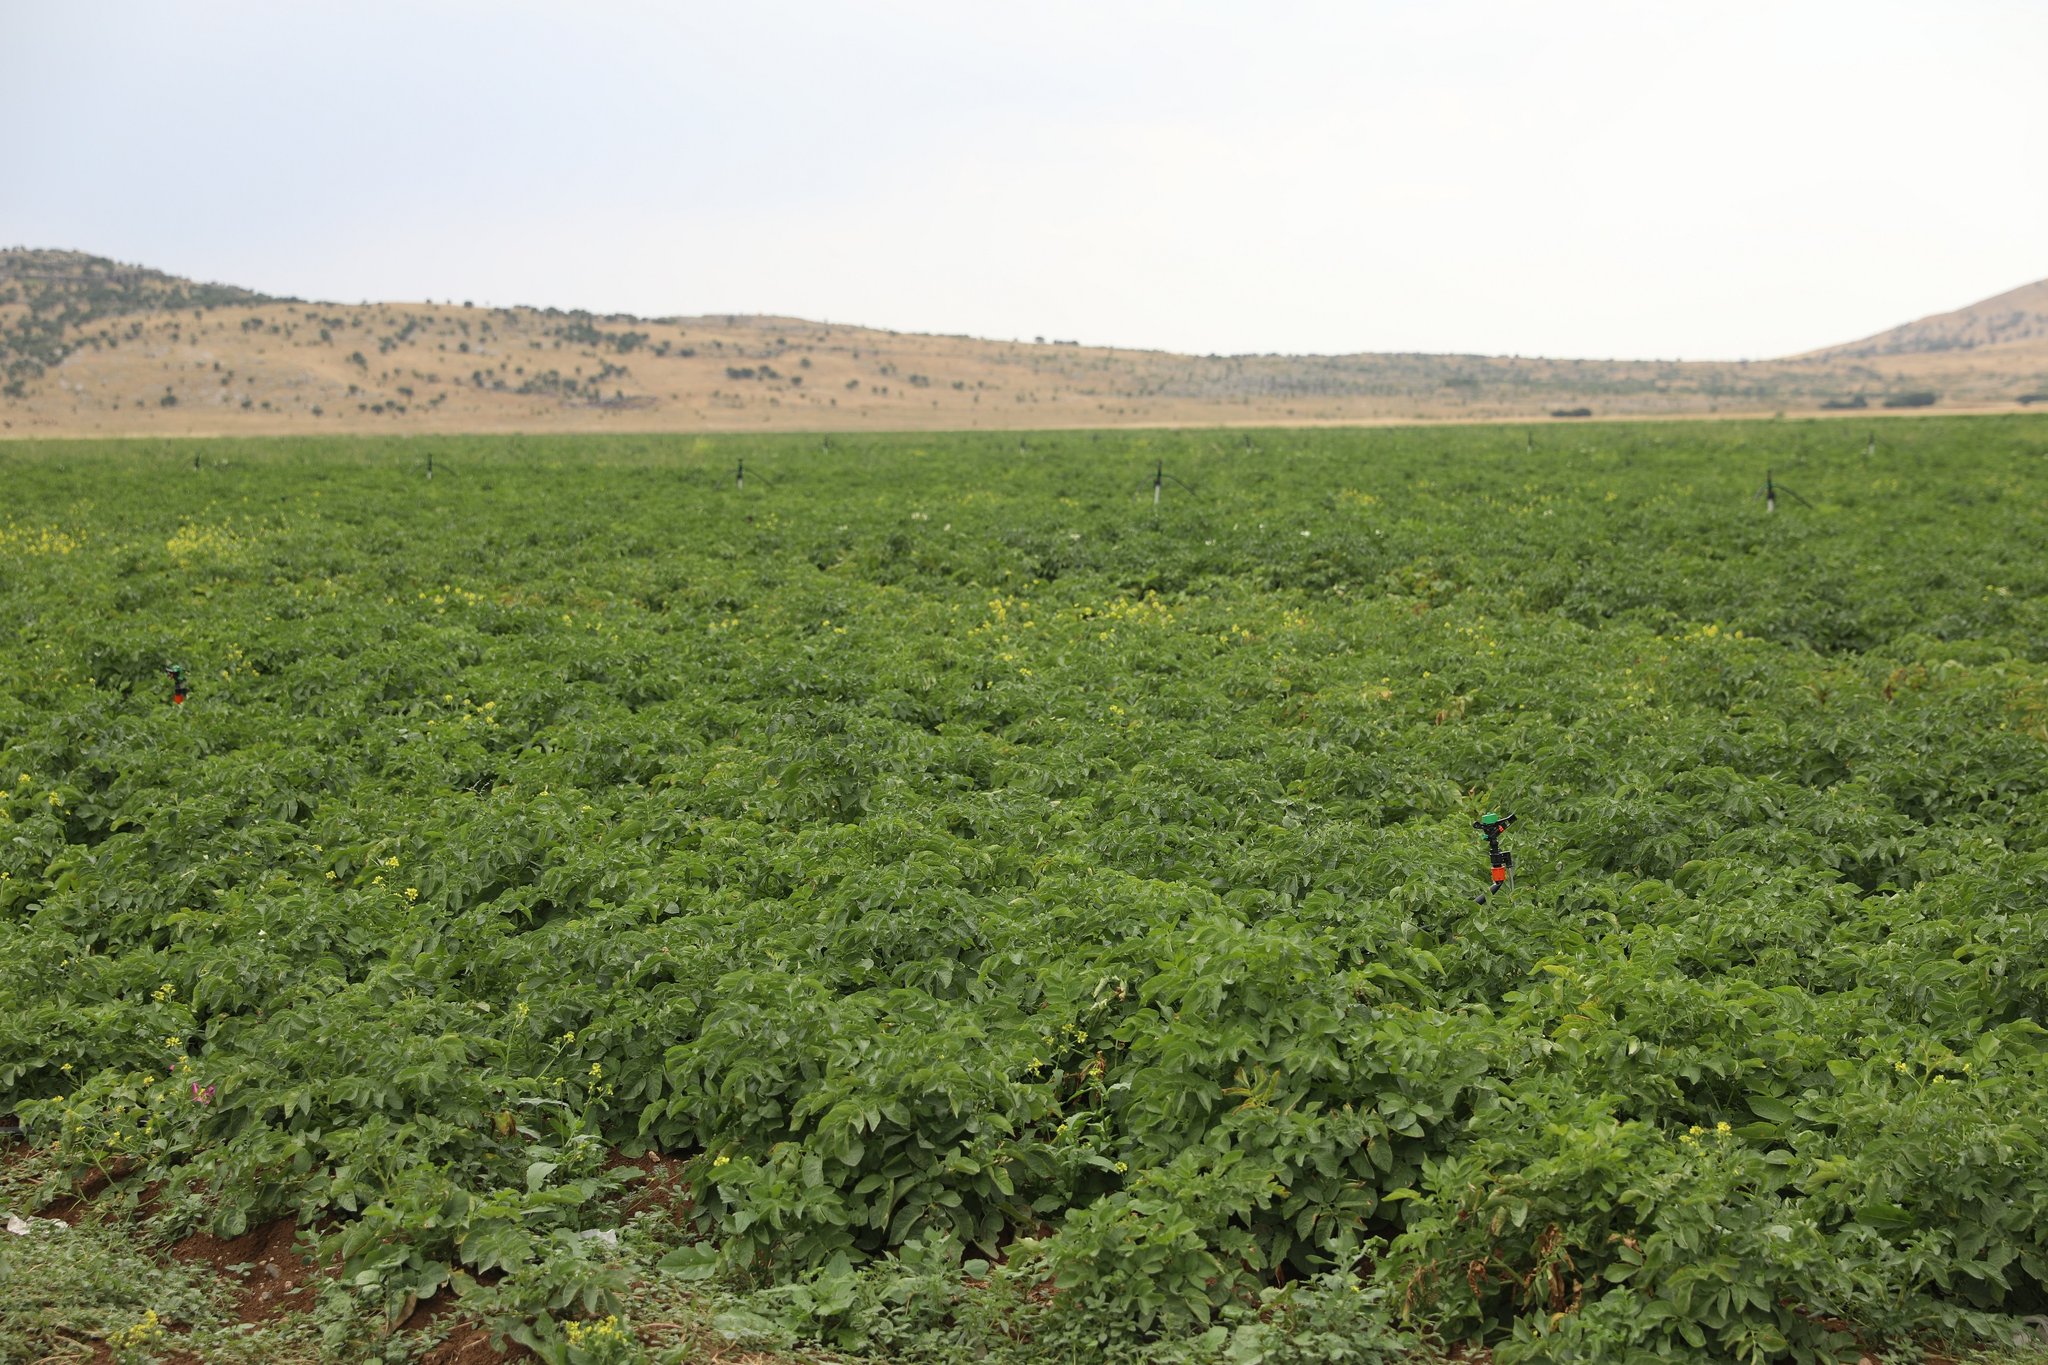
left=1715, top=1121, right=1731, bottom=1134
left=588, top=1062, right=604, bottom=1079
left=384, top=856, right=400, bottom=867
left=404, top=886, right=419, bottom=901
left=114, top=1308, right=164, bottom=1349
left=564, top=1315, right=624, bottom=1347
left=712, top=1154, right=731, bottom=1167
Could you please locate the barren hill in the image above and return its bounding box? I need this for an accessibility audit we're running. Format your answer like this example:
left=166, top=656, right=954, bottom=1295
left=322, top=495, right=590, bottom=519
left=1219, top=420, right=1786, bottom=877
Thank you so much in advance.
left=1803, top=278, right=2048, bottom=360
left=3, top=249, right=2044, bottom=437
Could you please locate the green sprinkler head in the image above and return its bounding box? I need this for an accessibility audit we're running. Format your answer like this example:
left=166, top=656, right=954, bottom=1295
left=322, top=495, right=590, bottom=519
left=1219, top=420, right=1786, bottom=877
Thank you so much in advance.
left=1473, top=812, right=1517, bottom=901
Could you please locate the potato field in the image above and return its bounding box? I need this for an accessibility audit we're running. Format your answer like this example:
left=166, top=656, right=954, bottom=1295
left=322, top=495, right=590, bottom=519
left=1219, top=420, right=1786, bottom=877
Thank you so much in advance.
left=4, top=418, right=2048, bottom=1364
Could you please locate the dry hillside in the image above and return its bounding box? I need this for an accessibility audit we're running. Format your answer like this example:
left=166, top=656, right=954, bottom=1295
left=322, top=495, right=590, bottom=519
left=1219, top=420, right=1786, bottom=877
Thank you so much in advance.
left=1803, top=278, right=2048, bottom=360
left=3, top=248, right=2044, bottom=437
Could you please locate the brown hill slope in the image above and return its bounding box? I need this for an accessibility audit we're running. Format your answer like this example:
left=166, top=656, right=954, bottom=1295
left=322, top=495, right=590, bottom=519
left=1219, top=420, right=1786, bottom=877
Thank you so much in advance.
left=1803, top=278, right=2048, bottom=360
left=3, top=249, right=2044, bottom=437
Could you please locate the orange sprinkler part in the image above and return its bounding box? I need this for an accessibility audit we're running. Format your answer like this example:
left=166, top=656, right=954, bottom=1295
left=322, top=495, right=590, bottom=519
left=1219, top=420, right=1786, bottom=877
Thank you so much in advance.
left=1474, top=812, right=1517, bottom=900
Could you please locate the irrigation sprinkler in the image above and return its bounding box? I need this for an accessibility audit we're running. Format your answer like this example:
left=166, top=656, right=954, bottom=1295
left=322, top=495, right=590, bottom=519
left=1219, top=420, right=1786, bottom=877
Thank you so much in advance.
left=1756, top=469, right=1812, bottom=514
left=735, top=458, right=774, bottom=491
left=164, top=662, right=189, bottom=706
left=1866, top=432, right=1875, bottom=459
left=1146, top=460, right=1197, bottom=507
left=1473, top=812, right=1516, bottom=902
left=426, top=452, right=434, bottom=480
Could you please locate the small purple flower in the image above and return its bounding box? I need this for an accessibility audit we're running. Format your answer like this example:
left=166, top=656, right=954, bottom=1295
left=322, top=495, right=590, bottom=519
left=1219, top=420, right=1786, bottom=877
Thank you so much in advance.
left=190, top=1082, right=214, bottom=1104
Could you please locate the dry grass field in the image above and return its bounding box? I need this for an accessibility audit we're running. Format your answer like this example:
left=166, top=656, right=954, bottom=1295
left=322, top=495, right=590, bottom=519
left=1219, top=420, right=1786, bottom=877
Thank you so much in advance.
left=3, top=249, right=2044, bottom=436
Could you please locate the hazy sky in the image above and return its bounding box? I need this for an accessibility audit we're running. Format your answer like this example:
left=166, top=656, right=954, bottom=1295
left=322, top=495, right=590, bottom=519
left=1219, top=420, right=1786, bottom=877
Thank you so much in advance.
left=5, top=1, right=2043, bottom=359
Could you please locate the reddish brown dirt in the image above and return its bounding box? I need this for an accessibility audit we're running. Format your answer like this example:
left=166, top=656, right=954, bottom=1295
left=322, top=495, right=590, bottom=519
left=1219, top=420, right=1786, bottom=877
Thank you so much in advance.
left=419, top=1323, right=533, bottom=1365
left=404, top=1291, right=534, bottom=1365
left=608, top=1147, right=695, bottom=1221
left=30, top=1158, right=138, bottom=1224
left=75, top=1162, right=130, bottom=1198
left=169, top=1215, right=321, bottom=1322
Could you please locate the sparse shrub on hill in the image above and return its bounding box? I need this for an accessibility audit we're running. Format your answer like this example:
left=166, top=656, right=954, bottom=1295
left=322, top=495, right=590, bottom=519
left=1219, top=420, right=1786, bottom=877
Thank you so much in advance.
left=552, top=318, right=651, bottom=354
left=0, top=248, right=286, bottom=390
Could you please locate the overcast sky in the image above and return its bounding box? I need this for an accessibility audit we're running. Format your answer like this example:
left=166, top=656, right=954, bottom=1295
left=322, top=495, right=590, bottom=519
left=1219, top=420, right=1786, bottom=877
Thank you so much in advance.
left=4, top=1, right=2042, bottom=359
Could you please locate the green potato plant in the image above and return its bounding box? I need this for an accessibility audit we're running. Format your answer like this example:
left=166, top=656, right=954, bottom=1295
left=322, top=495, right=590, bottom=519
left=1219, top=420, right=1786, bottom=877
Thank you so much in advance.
left=3, top=417, right=2047, bottom=1360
